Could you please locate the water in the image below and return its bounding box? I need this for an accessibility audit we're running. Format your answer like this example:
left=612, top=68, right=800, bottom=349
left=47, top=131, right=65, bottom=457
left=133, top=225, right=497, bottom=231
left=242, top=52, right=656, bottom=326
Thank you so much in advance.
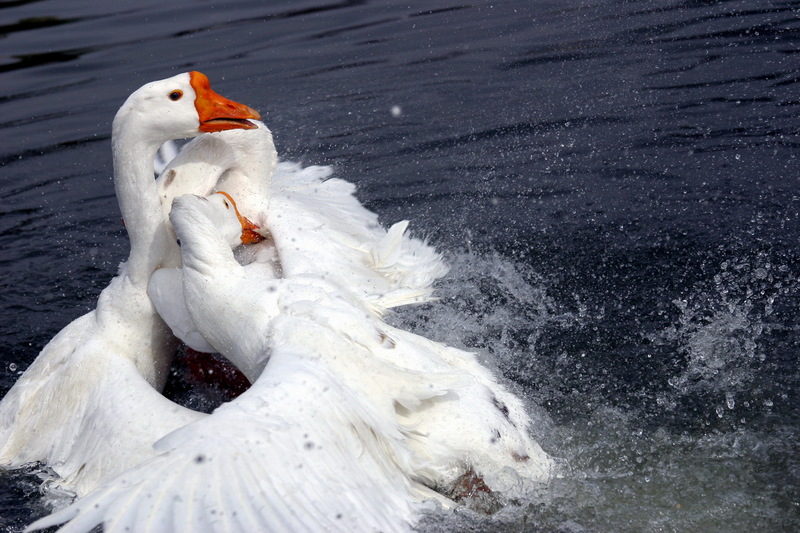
left=1, top=0, right=799, bottom=530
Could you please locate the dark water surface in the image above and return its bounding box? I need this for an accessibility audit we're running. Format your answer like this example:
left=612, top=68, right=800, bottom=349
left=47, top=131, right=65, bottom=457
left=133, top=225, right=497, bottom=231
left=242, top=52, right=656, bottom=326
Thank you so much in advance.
left=2, top=0, right=799, bottom=531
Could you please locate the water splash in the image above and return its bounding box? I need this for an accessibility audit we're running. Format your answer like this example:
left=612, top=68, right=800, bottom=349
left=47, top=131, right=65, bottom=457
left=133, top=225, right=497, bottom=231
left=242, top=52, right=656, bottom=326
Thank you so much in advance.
left=389, top=250, right=576, bottom=440
left=403, top=248, right=798, bottom=532
left=390, top=250, right=577, bottom=368
left=651, top=254, right=798, bottom=428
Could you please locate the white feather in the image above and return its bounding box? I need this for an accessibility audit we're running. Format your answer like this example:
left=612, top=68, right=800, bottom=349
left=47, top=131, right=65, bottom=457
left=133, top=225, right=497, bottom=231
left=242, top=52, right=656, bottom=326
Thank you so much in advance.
left=28, top=193, right=552, bottom=532
left=148, top=124, right=449, bottom=353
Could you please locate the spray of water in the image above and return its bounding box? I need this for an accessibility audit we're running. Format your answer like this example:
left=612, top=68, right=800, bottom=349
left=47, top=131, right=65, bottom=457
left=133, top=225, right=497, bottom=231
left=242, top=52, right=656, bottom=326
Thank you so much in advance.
left=403, top=248, right=798, bottom=532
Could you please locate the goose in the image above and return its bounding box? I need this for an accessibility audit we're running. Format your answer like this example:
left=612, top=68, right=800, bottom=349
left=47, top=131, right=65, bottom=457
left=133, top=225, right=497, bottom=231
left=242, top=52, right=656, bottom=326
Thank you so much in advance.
left=167, top=195, right=555, bottom=499
left=31, top=193, right=554, bottom=532
left=0, top=71, right=261, bottom=497
left=147, top=119, right=448, bottom=355
left=30, top=193, right=452, bottom=533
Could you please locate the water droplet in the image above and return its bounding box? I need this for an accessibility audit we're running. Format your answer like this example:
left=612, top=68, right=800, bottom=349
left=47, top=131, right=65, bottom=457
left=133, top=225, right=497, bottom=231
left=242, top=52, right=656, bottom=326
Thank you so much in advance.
left=726, top=391, right=735, bottom=410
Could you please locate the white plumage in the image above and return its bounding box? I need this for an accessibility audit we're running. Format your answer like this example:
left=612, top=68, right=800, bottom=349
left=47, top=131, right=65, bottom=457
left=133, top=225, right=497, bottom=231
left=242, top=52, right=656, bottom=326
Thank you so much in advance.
left=8, top=74, right=553, bottom=533
left=0, top=72, right=261, bottom=497
left=148, top=121, right=449, bottom=353
left=29, top=193, right=553, bottom=532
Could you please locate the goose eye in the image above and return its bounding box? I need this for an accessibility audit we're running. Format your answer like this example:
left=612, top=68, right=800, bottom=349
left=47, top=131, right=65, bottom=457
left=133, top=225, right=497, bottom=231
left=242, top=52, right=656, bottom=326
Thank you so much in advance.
left=223, top=200, right=230, bottom=208
left=169, top=90, right=183, bottom=101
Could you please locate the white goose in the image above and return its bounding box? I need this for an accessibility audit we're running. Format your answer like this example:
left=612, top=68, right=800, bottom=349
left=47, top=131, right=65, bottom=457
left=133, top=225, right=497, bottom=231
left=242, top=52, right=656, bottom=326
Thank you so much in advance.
left=31, top=193, right=554, bottom=532
left=31, top=193, right=451, bottom=533
left=0, top=72, right=261, bottom=497
left=147, top=120, right=448, bottom=354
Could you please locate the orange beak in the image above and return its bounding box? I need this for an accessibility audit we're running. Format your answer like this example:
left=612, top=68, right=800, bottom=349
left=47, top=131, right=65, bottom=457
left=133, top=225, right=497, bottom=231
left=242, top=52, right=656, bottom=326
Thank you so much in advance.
left=215, top=191, right=266, bottom=245
left=190, top=71, right=261, bottom=133
left=240, top=221, right=265, bottom=245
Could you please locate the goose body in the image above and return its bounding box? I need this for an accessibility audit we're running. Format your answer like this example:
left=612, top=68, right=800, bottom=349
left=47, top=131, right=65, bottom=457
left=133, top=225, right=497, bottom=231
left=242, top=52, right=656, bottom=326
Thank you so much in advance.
left=0, top=72, right=261, bottom=497
left=31, top=193, right=450, bottom=533
left=170, top=195, right=555, bottom=498
left=31, top=193, right=553, bottom=532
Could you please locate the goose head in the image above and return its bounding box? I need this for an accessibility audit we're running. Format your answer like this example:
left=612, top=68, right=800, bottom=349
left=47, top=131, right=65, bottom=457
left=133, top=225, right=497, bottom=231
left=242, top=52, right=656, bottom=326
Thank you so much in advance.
left=214, top=191, right=264, bottom=246
left=110, top=72, right=261, bottom=281
left=171, top=193, right=263, bottom=251
left=113, top=71, right=261, bottom=146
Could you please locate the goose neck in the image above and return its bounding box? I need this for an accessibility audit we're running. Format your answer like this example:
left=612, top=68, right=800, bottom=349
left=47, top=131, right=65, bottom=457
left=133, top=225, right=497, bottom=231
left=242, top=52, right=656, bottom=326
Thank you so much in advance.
left=112, top=125, right=180, bottom=285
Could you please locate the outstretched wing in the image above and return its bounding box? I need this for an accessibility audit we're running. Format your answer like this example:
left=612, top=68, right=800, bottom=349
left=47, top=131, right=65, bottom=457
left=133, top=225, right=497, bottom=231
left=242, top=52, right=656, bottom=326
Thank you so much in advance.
left=0, top=310, right=204, bottom=498
left=28, top=312, right=454, bottom=533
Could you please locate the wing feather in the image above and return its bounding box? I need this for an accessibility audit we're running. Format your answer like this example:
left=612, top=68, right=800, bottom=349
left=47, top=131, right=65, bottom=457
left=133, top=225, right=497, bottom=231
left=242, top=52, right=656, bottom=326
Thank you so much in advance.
left=28, top=315, right=438, bottom=533
left=268, top=163, right=447, bottom=314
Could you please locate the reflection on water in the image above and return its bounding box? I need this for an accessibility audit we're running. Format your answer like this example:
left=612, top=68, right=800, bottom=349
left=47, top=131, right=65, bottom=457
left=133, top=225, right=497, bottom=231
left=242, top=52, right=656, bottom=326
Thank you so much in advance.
left=1, top=0, right=798, bottom=531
